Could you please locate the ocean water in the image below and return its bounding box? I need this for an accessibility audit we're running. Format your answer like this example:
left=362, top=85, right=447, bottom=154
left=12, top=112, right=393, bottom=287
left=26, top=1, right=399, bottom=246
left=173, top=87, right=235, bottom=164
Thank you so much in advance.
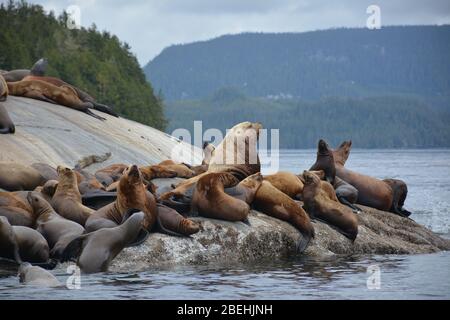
left=1, top=149, right=449, bottom=300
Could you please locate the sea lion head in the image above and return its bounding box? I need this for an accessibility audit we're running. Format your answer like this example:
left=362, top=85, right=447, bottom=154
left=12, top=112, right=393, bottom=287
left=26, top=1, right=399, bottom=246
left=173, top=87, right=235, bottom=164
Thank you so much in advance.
left=333, top=140, right=352, bottom=166
left=30, top=58, right=48, bottom=76
left=240, top=172, right=263, bottom=189
left=317, top=139, right=332, bottom=155
left=123, top=165, right=142, bottom=184
left=302, top=171, right=321, bottom=186
left=27, top=191, right=52, bottom=216
left=228, top=121, right=262, bottom=139
left=57, top=165, right=74, bottom=178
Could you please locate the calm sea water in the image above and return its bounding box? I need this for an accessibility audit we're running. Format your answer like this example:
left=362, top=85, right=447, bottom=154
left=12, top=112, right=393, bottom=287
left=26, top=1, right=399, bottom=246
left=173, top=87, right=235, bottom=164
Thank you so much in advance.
left=1, top=149, right=449, bottom=300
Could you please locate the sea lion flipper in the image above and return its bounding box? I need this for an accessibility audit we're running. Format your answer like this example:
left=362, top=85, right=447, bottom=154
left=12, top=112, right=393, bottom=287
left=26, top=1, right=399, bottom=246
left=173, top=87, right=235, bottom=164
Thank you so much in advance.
left=92, top=102, right=119, bottom=117
left=30, top=259, right=58, bottom=270
left=125, top=229, right=149, bottom=247
left=296, top=235, right=312, bottom=253
left=337, top=196, right=362, bottom=214
left=60, top=234, right=87, bottom=263
left=85, top=109, right=106, bottom=121
left=154, top=213, right=188, bottom=237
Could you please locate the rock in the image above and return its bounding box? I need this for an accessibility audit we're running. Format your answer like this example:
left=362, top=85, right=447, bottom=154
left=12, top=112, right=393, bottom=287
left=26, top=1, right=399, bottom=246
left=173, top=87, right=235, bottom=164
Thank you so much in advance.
left=111, top=205, right=450, bottom=271
left=0, top=96, right=201, bottom=170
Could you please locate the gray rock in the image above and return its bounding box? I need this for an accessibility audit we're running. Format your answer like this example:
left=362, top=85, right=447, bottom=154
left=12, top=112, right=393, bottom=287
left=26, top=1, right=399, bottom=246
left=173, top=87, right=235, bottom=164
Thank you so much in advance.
left=111, top=205, right=450, bottom=271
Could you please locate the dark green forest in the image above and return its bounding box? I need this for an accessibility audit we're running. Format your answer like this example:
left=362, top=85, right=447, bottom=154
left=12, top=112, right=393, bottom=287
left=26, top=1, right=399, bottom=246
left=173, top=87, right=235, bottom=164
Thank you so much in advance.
left=0, top=1, right=166, bottom=130
left=165, top=88, right=450, bottom=148
left=145, top=26, right=450, bottom=101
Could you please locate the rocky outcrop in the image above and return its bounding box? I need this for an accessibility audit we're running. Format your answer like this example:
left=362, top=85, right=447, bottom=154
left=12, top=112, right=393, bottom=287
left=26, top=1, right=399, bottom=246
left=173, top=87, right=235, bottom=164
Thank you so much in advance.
left=111, top=205, right=450, bottom=272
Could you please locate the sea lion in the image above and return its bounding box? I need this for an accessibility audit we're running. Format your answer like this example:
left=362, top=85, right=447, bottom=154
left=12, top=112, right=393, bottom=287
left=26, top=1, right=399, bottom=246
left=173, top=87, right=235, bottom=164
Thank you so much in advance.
left=302, top=171, right=358, bottom=241
left=333, top=141, right=410, bottom=216
left=158, top=161, right=196, bottom=178
left=263, top=171, right=304, bottom=199
left=62, top=211, right=145, bottom=274
left=191, top=172, right=258, bottom=222
left=51, top=166, right=94, bottom=226
left=252, top=180, right=314, bottom=252
left=155, top=203, right=200, bottom=236
left=94, top=164, right=128, bottom=187
left=12, top=225, right=49, bottom=263
left=0, top=105, right=13, bottom=136
left=29, top=192, right=85, bottom=259
left=85, top=165, right=157, bottom=232
left=202, top=142, right=216, bottom=165
left=0, top=74, right=8, bottom=101
left=309, top=139, right=360, bottom=212
left=1, top=58, right=48, bottom=82
left=22, top=75, right=118, bottom=117
left=0, top=191, right=37, bottom=227
left=7, top=80, right=105, bottom=121
left=383, top=178, right=411, bottom=217
left=139, top=164, right=178, bottom=181
left=0, top=216, right=22, bottom=263
left=0, top=162, right=46, bottom=191
left=34, top=180, right=58, bottom=203
left=18, top=262, right=61, bottom=287
left=160, top=121, right=262, bottom=206
left=30, top=163, right=58, bottom=181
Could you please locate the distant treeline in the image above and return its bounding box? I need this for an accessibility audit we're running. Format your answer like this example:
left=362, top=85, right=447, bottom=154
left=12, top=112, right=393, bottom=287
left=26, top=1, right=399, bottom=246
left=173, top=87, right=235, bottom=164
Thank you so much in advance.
left=166, top=89, right=450, bottom=148
left=0, top=1, right=166, bottom=130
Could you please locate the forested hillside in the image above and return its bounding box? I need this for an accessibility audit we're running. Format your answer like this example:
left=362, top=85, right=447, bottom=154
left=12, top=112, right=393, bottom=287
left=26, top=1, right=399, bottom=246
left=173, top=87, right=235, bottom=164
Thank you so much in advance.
left=145, top=26, right=450, bottom=102
left=165, top=89, right=450, bottom=148
left=0, top=1, right=166, bottom=129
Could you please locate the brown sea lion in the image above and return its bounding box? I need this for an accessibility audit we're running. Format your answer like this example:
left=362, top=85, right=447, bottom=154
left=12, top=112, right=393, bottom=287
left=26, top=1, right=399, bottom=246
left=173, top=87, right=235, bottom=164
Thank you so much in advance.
left=18, top=262, right=61, bottom=287
left=309, top=139, right=360, bottom=212
left=191, top=172, right=256, bottom=222
left=0, top=162, right=46, bottom=191
left=0, top=191, right=36, bottom=227
left=0, top=216, right=22, bottom=263
left=302, top=171, right=358, bottom=241
left=0, top=102, right=14, bottom=134
left=252, top=180, right=315, bottom=252
left=1, top=58, right=48, bottom=82
left=7, top=80, right=105, bottom=121
left=51, top=166, right=94, bottom=226
left=29, top=192, right=85, bottom=259
left=12, top=225, right=50, bottom=263
left=61, top=211, right=145, bottom=273
left=22, top=75, right=118, bottom=117
left=156, top=203, right=200, bottom=236
left=333, top=141, right=410, bottom=216
left=139, top=164, right=178, bottom=181
left=383, top=178, right=411, bottom=217
left=34, top=180, right=58, bottom=203
left=263, top=171, right=304, bottom=199
left=160, top=121, right=262, bottom=206
left=0, top=74, right=8, bottom=101
left=85, top=165, right=157, bottom=232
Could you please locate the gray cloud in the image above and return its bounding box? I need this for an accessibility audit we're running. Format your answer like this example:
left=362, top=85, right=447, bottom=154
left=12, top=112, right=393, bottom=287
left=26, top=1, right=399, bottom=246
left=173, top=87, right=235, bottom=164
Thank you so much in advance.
left=23, top=0, right=450, bottom=65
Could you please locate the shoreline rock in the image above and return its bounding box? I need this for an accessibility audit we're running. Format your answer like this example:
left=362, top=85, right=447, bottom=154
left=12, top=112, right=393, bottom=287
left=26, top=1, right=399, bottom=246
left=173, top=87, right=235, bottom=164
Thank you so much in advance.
left=111, top=205, right=450, bottom=271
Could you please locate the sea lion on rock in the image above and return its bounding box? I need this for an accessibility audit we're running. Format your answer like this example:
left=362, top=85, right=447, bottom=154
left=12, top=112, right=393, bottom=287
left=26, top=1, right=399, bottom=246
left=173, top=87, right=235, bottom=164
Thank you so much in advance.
left=0, top=191, right=37, bottom=227
left=302, top=171, right=358, bottom=241
left=51, top=166, right=94, bottom=226
left=263, top=172, right=304, bottom=199
left=252, top=180, right=315, bottom=252
left=192, top=172, right=258, bottom=222
left=34, top=180, right=58, bottom=203
left=23, top=75, right=118, bottom=117
left=0, top=162, right=46, bottom=191
left=160, top=122, right=262, bottom=207
left=333, top=141, right=410, bottom=216
left=29, top=192, right=85, bottom=259
left=7, top=80, right=105, bottom=121
left=1, top=58, right=48, bottom=82
left=155, top=203, right=200, bottom=236
left=0, top=103, right=14, bottom=134
left=95, top=164, right=128, bottom=187
left=202, top=142, right=216, bottom=165
left=85, top=165, right=157, bottom=232
left=18, top=262, right=60, bottom=287
left=62, top=211, right=145, bottom=274
left=30, top=163, right=58, bottom=181
left=156, top=161, right=196, bottom=178
left=140, top=164, right=178, bottom=181
left=309, top=139, right=360, bottom=212
left=12, top=226, right=49, bottom=263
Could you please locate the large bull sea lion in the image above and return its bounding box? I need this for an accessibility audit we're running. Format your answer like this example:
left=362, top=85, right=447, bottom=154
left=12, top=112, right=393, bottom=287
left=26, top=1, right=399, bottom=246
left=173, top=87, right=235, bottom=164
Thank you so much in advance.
left=0, top=162, right=46, bottom=191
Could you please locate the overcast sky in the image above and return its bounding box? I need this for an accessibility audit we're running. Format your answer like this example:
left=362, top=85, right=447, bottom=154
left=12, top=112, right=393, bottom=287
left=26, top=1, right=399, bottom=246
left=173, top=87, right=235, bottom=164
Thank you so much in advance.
left=25, top=0, right=450, bottom=66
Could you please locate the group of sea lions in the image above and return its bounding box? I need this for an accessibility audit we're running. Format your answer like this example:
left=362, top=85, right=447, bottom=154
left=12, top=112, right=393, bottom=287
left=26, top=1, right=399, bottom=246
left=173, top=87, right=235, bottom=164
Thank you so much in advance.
left=0, top=121, right=412, bottom=285
left=0, top=58, right=118, bottom=135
